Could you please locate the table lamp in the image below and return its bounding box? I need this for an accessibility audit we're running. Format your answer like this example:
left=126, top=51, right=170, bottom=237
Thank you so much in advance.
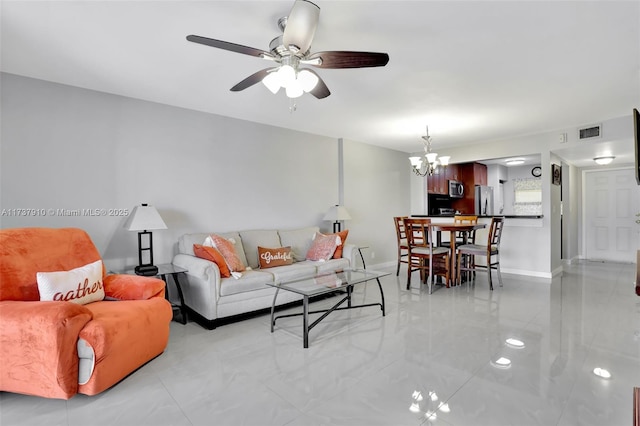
left=123, top=203, right=167, bottom=276
left=323, top=205, right=352, bottom=233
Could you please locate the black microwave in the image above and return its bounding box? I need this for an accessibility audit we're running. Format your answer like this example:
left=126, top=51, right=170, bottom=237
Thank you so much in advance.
left=449, top=180, right=464, bottom=198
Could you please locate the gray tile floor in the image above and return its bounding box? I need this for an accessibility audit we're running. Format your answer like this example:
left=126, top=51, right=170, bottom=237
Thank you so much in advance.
left=1, top=260, right=638, bottom=426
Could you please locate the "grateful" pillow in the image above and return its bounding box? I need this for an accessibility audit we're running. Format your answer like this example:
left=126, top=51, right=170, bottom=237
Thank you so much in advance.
left=258, top=246, right=294, bottom=269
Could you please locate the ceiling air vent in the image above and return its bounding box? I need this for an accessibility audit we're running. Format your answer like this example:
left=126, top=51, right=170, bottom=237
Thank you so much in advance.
left=579, top=124, right=602, bottom=140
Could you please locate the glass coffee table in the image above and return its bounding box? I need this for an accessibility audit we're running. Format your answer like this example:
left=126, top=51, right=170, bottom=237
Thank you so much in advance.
left=267, top=269, right=389, bottom=348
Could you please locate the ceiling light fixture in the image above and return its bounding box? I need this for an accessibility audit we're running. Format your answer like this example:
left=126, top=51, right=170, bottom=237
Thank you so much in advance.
left=409, top=126, right=450, bottom=177
left=261, top=56, right=318, bottom=99
left=505, top=158, right=525, bottom=166
left=593, top=156, right=615, bottom=165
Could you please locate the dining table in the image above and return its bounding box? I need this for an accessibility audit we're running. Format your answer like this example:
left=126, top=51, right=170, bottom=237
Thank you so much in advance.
left=430, top=222, right=487, bottom=286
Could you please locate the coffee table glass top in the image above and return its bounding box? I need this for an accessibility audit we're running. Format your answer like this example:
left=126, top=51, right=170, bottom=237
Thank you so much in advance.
left=266, top=269, right=389, bottom=297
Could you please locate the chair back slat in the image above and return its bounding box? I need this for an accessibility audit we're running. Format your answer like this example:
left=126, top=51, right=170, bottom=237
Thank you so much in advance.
left=404, top=218, right=433, bottom=248
left=394, top=216, right=408, bottom=241
left=488, top=217, right=505, bottom=247
left=454, top=215, right=478, bottom=224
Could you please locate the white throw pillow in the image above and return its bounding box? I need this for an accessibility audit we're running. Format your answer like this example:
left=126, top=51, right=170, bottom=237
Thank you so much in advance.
left=37, top=259, right=105, bottom=305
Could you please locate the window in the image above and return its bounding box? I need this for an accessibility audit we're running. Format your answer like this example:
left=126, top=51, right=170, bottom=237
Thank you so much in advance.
left=513, top=178, right=542, bottom=215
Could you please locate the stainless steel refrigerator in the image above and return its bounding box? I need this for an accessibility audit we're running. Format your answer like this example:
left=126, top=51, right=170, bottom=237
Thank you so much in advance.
left=475, top=185, right=494, bottom=216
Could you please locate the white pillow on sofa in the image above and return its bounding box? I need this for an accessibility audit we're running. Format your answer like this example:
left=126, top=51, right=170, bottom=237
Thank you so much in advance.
left=37, top=259, right=105, bottom=305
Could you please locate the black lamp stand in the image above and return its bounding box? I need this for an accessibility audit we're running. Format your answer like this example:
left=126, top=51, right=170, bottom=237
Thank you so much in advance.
left=135, top=230, right=159, bottom=276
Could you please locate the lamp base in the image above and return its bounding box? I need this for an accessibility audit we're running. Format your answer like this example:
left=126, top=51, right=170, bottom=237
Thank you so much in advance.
left=135, top=265, right=159, bottom=276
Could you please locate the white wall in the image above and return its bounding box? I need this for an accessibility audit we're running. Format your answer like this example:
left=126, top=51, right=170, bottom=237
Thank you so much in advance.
left=0, top=73, right=411, bottom=271
left=343, top=139, right=411, bottom=267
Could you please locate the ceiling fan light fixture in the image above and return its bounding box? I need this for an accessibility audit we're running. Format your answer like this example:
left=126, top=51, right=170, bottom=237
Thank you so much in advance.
left=285, top=80, right=304, bottom=98
left=298, top=69, right=319, bottom=92
left=277, top=64, right=296, bottom=87
left=262, top=72, right=281, bottom=94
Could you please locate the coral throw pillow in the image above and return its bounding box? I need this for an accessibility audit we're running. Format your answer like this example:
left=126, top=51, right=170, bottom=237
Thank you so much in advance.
left=193, top=244, right=231, bottom=278
left=37, top=259, right=105, bottom=305
left=331, top=229, right=349, bottom=259
left=258, top=246, right=294, bottom=269
left=206, top=234, right=246, bottom=273
left=306, top=232, right=340, bottom=261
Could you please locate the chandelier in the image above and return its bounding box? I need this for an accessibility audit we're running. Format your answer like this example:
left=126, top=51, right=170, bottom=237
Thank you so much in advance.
left=409, top=126, right=450, bottom=177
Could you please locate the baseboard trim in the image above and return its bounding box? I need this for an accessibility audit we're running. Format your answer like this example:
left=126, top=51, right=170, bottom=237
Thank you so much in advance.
left=499, top=267, right=553, bottom=279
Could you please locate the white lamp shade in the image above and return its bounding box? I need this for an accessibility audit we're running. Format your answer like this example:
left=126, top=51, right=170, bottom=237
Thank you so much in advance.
left=123, top=204, right=167, bottom=231
left=277, top=65, right=296, bottom=87
left=425, top=152, right=438, bottom=164
left=323, top=205, right=352, bottom=221
left=439, top=156, right=451, bottom=166
left=262, top=72, right=281, bottom=94
left=298, top=69, right=319, bottom=92
left=409, top=156, right=422, bottom=167
left=285, top=80, right=304, bottom=98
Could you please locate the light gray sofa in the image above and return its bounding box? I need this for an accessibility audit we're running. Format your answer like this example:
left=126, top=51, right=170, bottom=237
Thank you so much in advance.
left=172, top=226, right=356, bottom=329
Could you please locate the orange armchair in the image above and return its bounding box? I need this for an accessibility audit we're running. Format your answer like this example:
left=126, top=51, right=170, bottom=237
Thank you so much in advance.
left=0, top=227, right=172, bottom=399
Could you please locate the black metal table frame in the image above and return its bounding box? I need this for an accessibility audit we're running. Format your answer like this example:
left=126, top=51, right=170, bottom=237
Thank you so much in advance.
left=158, top=270, right=188, bottom=324
left=269, top=277, right=385, bottom=348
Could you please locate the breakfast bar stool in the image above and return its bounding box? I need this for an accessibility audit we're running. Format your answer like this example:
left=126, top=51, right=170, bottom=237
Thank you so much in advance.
left=456, top=217, right=504, bottom=290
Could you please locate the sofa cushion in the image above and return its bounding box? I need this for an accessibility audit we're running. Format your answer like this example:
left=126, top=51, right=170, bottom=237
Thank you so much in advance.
left=239, top=230, right=282, bottom=269
left=219, top=270, right=275, bottom=297
left=193, top=244, right=231, bottom=278
left=36, top=259, right=105, bottom=305
left=278, top=226, right=319, bottom=262
left=258, top=246, right=293, bottom=269
left=177, top=233, right=210, bottom=256
left=266, top=263, right=318, bottom=284
left=297, top=258, right=351, bottom=274
left=313, top=258, right=351, bottom=274
left=306, top=232, right=340, bottom=261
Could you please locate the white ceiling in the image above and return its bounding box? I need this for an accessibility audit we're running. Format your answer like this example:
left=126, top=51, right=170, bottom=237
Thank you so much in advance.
left=2, top=1, right=638, bottom=164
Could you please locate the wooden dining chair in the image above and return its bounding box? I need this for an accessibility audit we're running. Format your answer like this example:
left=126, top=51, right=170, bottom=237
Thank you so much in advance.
left=453, top=214, right=479, bottom=246
left=404, top=218, right=450, bottom=294
left=393, top=216, right=409, bottom=276
left=456, top=217, right=505, bottom=290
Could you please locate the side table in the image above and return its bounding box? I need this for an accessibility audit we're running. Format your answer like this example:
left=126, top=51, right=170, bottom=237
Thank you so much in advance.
left=125, top=263, right=188, bottom=324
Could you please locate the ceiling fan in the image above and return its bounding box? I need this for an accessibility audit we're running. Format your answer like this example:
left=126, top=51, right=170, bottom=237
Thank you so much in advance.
left=186, top=0, right=389, bottom=99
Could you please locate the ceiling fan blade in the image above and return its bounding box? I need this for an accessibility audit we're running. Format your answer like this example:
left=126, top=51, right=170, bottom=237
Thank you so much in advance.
left=282, top=0, right=320, bottom=54
left=230, top=68, right=277, bottom=92
left=186, top=35, right=271, bottom=58
left=305, top=69, right=330, bottom=99
left=307, top=51, right=390, bottom=69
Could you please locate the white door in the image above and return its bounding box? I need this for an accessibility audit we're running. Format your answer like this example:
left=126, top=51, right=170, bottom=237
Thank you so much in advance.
left=584, top=168, right=639, bottom=262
